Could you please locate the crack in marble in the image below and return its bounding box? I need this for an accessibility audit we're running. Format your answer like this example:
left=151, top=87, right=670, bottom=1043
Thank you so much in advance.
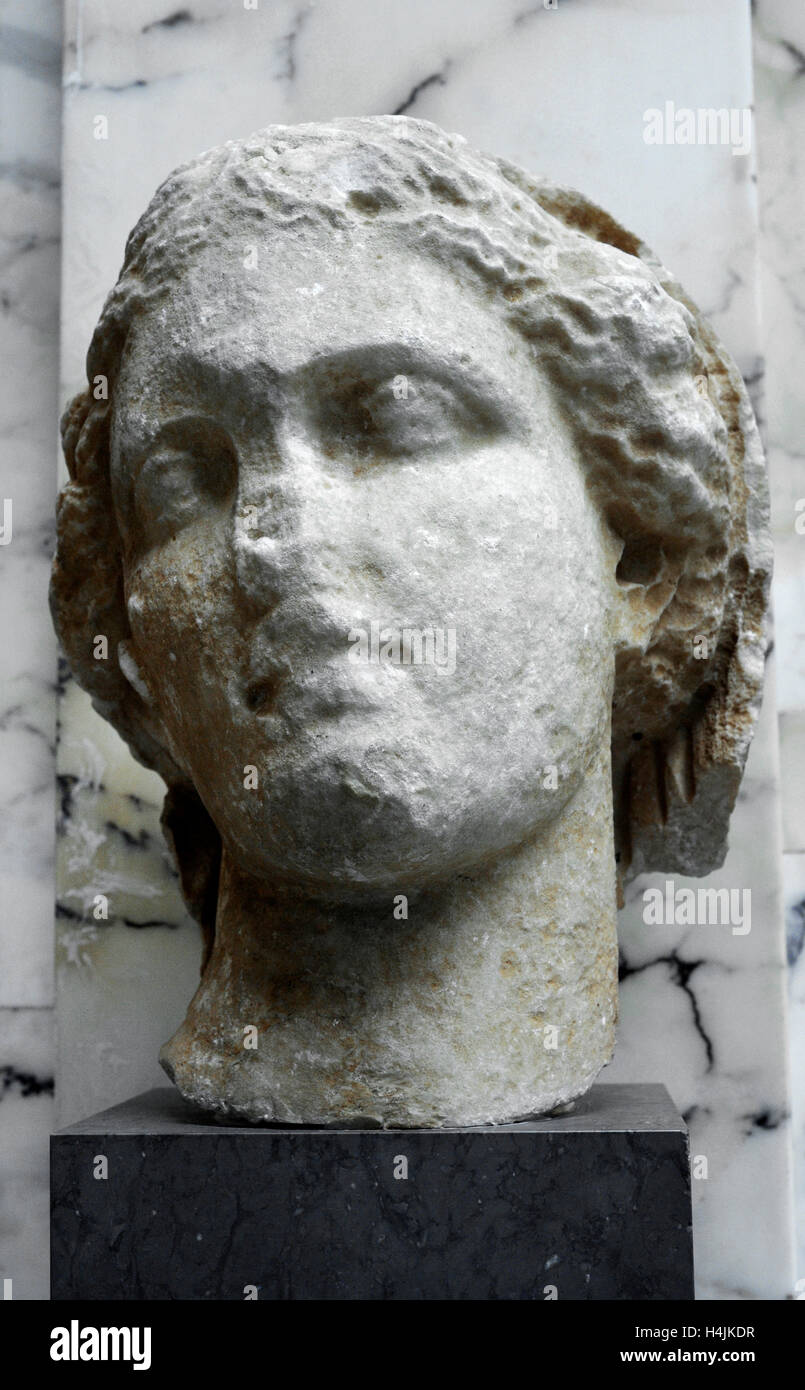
left=0, top=1065, right=54, bottom=1098
left=393, top=69, right=449, bottom=116
left=142, top=9, right=194, bottom=33
left=619, top=950, right=715, bottom=1070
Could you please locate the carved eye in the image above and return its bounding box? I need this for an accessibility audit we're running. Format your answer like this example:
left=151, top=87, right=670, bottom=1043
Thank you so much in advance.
left=132, top=420, right=237, bottom=547
left=316, top=375, right=505, bottom=461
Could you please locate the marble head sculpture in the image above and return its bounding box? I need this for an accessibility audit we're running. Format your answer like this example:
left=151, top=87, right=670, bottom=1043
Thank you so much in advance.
left=51, top=116, right=770, bottom=1127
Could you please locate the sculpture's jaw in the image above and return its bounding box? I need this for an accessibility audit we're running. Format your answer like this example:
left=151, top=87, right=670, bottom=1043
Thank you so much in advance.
left=160, top=742, right=619, bottom=1129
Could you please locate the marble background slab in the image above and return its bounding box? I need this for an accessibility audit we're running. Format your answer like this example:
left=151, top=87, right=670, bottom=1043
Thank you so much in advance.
left=1, top=0, right=802, bottom=1301
left=753, top=0, right=805, bottom=1294
left=0, top=0, right=60, bottom=1301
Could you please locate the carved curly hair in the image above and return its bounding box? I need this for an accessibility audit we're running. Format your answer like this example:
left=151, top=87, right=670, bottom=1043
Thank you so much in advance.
left=51, top=116, right=771, bottom=962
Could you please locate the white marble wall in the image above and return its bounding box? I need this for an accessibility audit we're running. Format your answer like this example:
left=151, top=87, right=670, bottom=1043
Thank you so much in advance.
left=754, top=0, right=805, bottom=1291
left=1, top=0, right=802, bottom=1301
left=0, top=0, right=60, bottom=1302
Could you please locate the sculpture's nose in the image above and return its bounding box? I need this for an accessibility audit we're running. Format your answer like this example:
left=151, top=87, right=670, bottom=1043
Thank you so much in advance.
left=232, top=416, right=354, bottom=617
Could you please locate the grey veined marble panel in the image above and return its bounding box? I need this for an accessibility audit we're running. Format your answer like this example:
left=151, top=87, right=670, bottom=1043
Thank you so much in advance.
left=51, top=1083, right=693, bottom=1301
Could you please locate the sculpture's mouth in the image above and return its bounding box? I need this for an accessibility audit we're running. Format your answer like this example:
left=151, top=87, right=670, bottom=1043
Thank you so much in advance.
left=246, top=674, right=282, bottom=716
left=244, top=662, right=383, bottom=724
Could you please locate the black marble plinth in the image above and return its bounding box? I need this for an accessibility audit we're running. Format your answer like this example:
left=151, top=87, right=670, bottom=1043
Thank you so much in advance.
left=51, top=1081, right=693, bottom=1300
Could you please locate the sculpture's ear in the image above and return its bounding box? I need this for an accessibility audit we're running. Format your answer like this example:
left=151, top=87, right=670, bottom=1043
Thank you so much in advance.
left=608, top=532, right=681, bottom=657
left=51, top=389, right=182, bottom=788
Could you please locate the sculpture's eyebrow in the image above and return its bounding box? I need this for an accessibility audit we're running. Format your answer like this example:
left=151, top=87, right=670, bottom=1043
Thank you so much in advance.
left=136, top=341, right=529, bottom=419
left=290, top=342, right=528, bottom=415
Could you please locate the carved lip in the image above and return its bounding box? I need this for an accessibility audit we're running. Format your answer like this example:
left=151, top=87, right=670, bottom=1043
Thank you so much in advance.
left=245, top=673, right=283, bottom=716
left=244, top=662, right=381, bottom=721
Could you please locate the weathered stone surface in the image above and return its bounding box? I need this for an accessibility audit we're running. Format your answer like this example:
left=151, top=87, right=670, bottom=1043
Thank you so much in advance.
left=50, top=117, right=771, bottom=1126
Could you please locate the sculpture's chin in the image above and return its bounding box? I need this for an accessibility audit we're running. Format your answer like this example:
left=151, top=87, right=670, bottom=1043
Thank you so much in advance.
left=199, top=731, right=591, bottom=905
left=229, top=819, right=550, bottom=907
left=221, top=771, right=561, bottom=903
left=229, top=817, right=495, bottom=903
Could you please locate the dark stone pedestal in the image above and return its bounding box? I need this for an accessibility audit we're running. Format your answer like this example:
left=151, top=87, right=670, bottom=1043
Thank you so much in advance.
left=51, top=1081, right=693, bottom=1300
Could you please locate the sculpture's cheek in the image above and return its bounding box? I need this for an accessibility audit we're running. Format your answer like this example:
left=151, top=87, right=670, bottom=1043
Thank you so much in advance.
left=123, top=526, right=247, bottom=746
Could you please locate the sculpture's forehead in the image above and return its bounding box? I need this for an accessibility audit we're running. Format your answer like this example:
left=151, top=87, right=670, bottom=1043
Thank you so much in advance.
left=116, top=225, right=537, bottom=404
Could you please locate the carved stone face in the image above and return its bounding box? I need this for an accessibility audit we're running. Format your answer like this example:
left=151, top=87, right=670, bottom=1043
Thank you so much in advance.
left=110, top=222, right=622, bottom=899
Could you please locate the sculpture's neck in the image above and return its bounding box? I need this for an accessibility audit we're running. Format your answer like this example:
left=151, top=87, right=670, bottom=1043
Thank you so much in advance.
left=161, top=739, right=619, bottom=1127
